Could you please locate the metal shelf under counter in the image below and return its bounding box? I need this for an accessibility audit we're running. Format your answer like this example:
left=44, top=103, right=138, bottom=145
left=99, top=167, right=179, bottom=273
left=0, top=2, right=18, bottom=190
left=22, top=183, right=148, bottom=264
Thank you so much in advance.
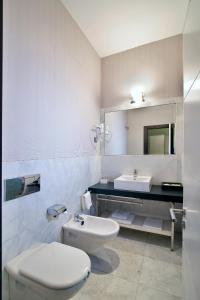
left=88, top=182, right=183, bottom=250
left=101, top=210, right=172, bottom=237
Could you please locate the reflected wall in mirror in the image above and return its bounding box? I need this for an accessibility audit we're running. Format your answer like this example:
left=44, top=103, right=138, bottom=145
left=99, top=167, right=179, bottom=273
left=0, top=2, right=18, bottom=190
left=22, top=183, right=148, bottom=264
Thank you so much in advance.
left=103, top=104, right=176, bottom=155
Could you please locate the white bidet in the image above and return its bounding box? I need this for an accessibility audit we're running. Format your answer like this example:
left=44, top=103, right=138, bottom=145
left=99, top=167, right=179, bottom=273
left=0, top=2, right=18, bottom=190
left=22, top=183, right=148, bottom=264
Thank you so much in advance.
left=63, top=215, right=119, bottom=254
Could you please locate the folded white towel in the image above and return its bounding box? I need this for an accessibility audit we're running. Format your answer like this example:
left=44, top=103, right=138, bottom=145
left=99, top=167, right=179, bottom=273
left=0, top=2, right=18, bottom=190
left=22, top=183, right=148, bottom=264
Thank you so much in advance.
left=119, top=214, right=135, bottom=225
left=143, top=217, right=162, bottom=230
left=81, top=191, right=92, bottom=210
left=111, top=210, right=130, bottom=220
left=111, top=213, right=135, bottom=225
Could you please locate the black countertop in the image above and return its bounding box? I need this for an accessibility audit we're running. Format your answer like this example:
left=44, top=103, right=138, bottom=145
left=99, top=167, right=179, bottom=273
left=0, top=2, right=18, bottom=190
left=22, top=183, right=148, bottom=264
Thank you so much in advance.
left=88, top=182, right=183, bottom=203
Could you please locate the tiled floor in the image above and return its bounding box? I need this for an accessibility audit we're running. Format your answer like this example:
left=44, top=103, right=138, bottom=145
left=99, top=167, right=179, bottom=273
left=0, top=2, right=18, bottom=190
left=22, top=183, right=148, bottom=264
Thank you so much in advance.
left=72, top=228, right=182, bottom=300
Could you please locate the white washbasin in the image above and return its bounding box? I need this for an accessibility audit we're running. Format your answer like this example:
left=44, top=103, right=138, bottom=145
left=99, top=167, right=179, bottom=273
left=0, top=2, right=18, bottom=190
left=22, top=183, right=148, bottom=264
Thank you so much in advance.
left=114, top=174, right=152, bottom=192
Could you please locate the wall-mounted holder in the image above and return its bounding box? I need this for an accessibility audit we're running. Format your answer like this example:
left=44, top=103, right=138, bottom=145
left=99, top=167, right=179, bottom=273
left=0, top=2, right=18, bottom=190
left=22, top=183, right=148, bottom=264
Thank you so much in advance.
left=47, top=204, right=67, bottom=220
left=5, top=174, right=40, bottom=201
left=91, top=123, right=112, bottom=144
left=91, top=124, right=104, bottom=143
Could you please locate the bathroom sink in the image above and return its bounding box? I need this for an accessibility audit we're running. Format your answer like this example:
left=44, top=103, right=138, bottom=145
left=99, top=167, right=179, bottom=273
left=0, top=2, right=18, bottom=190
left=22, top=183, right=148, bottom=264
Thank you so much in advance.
left=114, top=174, right=152, bottom=192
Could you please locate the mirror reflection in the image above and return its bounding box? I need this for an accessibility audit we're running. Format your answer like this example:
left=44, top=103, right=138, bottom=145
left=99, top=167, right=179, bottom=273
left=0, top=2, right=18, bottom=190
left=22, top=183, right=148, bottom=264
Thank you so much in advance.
left=103, top=104, right=176, bottom=155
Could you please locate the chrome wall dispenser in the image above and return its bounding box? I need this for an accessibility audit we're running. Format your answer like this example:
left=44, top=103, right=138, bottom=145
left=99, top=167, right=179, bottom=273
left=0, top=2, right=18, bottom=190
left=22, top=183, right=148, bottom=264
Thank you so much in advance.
left=47, top=204, right=67, bottom=220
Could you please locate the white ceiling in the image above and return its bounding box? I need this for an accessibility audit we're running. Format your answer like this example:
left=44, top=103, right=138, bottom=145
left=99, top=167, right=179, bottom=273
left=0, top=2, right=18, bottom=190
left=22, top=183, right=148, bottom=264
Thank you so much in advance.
left=61, top=0, right=189, bottom=58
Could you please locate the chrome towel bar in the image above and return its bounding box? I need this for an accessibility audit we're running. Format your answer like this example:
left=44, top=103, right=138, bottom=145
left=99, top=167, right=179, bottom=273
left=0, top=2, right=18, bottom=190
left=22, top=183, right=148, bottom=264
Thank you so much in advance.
left=96, top=194, right=143, bottom=206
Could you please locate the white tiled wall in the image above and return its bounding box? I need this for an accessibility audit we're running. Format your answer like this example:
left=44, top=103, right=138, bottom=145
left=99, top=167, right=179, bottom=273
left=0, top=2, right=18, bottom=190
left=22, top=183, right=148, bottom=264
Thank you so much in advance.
left=2, top=155, right=101, bottom=263
left=102, top=155, right=182, bottom=184
left=2, top=155, right=101, bottom=299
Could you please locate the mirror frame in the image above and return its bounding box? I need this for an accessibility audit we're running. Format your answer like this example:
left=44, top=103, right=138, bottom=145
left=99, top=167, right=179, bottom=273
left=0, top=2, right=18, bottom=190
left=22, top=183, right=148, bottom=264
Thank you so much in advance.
left=101, top=97, right=183, bottom=156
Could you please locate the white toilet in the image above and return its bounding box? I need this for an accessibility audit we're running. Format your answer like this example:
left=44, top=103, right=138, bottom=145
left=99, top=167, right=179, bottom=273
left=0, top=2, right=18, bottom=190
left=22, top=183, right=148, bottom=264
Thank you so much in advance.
left=63, top=215, right=119, bottom=254
left=5, top=242, right=91, bottom=300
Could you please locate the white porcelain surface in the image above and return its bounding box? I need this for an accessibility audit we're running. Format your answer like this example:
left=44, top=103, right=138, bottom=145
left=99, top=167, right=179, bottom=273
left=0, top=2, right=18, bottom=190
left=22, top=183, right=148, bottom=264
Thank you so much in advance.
left=114, top=174, right=152, bottom=192
left=19, top=242, right=90, bottom=289
left=5, top=242, right=91, bottom=300
left=63, top=215, right=119, bottom=254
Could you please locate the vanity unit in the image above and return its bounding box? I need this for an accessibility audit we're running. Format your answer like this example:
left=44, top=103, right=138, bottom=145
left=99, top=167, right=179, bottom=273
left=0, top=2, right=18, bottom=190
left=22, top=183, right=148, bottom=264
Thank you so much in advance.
left=88, top=182, right=183, bottom=250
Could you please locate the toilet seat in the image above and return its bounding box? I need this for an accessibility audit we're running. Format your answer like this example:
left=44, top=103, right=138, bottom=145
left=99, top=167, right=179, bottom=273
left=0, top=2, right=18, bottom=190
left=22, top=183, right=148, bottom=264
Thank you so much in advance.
left=19, top=242, right=90, bottom=289
left=5, top=242, right=91, bottom=300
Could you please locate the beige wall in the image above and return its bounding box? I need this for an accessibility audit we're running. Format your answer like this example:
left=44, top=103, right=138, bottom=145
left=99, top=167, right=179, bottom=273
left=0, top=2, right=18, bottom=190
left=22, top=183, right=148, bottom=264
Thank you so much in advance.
left=3, top=0, right=101, bottom=161
left=101, top=35, right=183, bottom=108
left=2, top=1, right=101, bottom=299
left=183, top=0, right=200, bottom=98
left=101, top=35, right=183, bottom=196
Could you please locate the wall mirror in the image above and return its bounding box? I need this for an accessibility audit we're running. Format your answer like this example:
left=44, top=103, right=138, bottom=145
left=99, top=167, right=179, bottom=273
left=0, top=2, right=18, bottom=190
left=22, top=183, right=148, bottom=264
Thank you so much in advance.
left=102, top=103, right=177, bottom=155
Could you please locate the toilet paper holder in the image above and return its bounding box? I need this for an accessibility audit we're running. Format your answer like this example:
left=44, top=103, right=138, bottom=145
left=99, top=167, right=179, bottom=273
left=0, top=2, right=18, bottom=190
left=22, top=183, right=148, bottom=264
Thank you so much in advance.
left=47, top=204, right=67, bottom=218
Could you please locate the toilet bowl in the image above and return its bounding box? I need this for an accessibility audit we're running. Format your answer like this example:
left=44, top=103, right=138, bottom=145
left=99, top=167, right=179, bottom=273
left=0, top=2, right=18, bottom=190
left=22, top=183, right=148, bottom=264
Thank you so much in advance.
left=5, top=242, right=91, bottom=300
left=63, top=215, right=119, bottom=254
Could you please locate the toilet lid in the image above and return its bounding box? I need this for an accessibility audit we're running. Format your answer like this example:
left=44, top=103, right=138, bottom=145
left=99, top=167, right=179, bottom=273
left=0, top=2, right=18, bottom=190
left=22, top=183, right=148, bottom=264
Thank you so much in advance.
left=19, top=242, right=91, bottom=289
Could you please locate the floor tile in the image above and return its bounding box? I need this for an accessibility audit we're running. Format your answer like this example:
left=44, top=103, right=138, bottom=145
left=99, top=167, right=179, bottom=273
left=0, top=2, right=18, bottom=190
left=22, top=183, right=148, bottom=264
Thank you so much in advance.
left=105, top=277, right=138, bottom=299
left=118, top=228, right=149, bottom=243
left=73, top=274, right=138, bottom=300
left=147, top=233, right=182, bottom=249
left=107, top=228, right=148, bottom=256
left=71, top=273, right=111, bottom=299
left=111, top=249, right=144, bottom=283
left=90, top=245, right=144, bottom=283
left=139, top=257, right=182, bottom=297
left=144, top=235, right=182, bottom=265
left=89, top=247, right=120, bottom=274
left=108, top=235, right=147, bottom=256
left=72, top=230, right=182, bottom=300
left=85, top=272, right=114, bottom=292
left=136, top=284, right=182, bottom=300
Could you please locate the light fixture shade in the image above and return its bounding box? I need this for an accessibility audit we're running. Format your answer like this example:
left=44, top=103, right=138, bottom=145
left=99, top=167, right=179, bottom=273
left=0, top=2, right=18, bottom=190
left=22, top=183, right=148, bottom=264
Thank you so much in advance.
left=131, top=86, right=145, bottom=103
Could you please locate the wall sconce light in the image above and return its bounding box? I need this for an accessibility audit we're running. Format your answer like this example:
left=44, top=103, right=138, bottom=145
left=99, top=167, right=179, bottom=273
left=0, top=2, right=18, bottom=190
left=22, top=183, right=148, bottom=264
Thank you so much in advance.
left=130, top=87, right=145, bottom=104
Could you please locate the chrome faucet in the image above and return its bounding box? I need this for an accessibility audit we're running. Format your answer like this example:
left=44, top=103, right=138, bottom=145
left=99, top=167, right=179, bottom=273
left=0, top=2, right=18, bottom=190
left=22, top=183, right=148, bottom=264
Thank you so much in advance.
left=74, top=214, right=85, bottom=225
left=133, top=169, right=137, bottom=180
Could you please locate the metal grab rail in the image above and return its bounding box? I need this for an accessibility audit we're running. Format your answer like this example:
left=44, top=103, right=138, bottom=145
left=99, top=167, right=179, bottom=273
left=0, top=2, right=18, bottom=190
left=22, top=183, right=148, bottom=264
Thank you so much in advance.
left=170, top=208, right=177, bottom=222
left=96, top=194, right=144, bottom=206
left=170, top=208, right=185, bottom=222
left=169, top=207, right=185, bottom=251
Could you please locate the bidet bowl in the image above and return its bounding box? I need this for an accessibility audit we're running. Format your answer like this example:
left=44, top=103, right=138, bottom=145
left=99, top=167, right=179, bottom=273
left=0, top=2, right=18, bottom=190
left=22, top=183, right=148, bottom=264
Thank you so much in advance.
left=63, top=215, right=119, bottom=254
